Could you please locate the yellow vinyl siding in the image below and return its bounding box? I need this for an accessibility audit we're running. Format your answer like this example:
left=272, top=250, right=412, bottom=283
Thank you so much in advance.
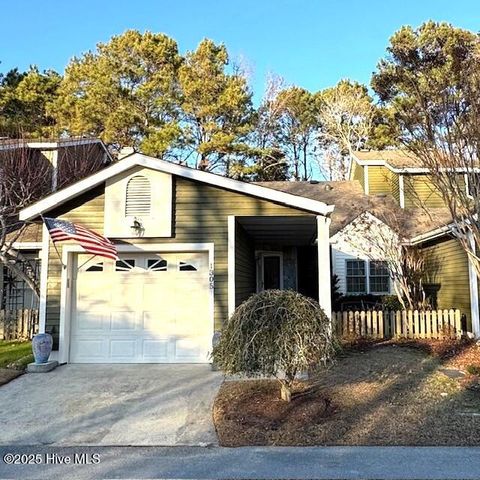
left=391, top=173, right=400, bottom=204
left=367, top=166, right=393, bottom=195
left=45, top=185, right=105, bottom=340
left=422, top=236, right=471, bottom=328
left=44, top=176, right=314, bottom=345
left=351, top=160, right=365, bottom=192
left=404, top=175, right=444, bottom=208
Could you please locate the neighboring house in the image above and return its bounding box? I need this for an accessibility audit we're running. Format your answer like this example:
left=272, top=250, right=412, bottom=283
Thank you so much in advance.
left=260, top=150, right=480, bottom=336
left=19, top=153, right=333, bottom=364
left=346, top=150, right=478, bottom=335
left=330, top=212, right=396, bottom=297
left=0, top=138, right=111, bottom=312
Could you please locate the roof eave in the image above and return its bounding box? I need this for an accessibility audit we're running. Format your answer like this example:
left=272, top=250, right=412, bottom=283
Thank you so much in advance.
left=19, top=153, right=334, bottom=221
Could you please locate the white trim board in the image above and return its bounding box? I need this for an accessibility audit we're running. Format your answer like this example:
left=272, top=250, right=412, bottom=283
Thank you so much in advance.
left=57, top=242, right=215, bottom=364
left=399, top=175, right=405, bottom=208
left=10, top=242, right=43, bottom=250
left=317, top=216, right=332, bottom=318
left=227, top=216, right=236, bottom=318
left=351, top=152, right=480, bottom=175
left=20, top=153, right=334, bottom=221
left=468, top=233, right=480, bottom=337
left=38, top=224, right=50, bottom=334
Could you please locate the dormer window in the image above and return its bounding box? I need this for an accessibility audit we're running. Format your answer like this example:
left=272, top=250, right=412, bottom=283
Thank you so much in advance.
left=125, top=175, right=151, bottom=217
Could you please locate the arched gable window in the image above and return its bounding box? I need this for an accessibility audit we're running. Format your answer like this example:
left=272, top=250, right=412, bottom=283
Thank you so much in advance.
left=125, top=175, right=151, bottom=217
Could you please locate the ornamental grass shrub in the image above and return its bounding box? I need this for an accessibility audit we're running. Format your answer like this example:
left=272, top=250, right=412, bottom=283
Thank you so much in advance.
left=212, top=289, right=335, bottom=401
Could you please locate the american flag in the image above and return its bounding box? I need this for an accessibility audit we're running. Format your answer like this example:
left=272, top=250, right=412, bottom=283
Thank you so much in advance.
left=43, top=217, right=118, bottom=261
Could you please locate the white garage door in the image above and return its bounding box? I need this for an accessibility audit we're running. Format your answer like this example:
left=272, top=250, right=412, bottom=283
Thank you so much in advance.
left=70, top=252, right=212, bottom=363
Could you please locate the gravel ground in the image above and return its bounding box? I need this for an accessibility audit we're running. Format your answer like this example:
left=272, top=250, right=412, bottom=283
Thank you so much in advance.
left=214, top=344, right=480, bottom=446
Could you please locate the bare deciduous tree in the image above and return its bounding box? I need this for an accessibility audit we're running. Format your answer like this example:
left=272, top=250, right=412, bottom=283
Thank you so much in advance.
left=316, top=80, right=376, bottom=180
left=0, top=137, right=109, bottom=300
left=338, top=212, right=427, bottom=309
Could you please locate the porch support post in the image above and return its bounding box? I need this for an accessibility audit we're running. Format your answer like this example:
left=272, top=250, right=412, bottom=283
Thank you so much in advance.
left=468, top=232, right=480, bottom=337
left=227, top=215, right=236, bottom=318
left=38, top=223, right=50, bottom=334
left=317, top=215, right=332, bottom=318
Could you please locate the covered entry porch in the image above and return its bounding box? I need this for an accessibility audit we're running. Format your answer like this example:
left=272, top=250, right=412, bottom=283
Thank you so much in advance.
left=227, top=215, right=331, bottom=317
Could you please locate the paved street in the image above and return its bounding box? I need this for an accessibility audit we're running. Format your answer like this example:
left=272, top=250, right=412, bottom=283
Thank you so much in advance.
left=1, top=445, right=480, bottom=480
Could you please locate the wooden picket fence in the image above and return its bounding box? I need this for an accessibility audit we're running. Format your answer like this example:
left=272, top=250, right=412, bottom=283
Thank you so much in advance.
left=333, top=309, right=463, bottom=340
left=0, top=309, right=39, bottom=340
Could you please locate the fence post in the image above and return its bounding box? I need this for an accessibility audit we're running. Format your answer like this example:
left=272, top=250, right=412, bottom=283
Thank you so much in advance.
left=348, top=311, right=354, bottom=335
left=431, top=310, right=437, bottom=339
left=413, top=310, right=419, bottom=338
left=454, top=309, right=462, bottom=339
left=366, top=310, right=372, bottom=337
left=372, top=311, right=377, bottom=338
left=360, top=310, right=366, bottom=336
left=425, top=311, right=431, bottom=339
left=354, top=311, right=360, bottom=335
left=342, top=311, right=347, bottom=336
left=448, top=309, right=455, bottom=339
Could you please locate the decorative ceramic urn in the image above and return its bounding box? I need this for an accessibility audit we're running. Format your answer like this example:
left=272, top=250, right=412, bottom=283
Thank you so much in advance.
left=32, top=333, right=53, bottom=364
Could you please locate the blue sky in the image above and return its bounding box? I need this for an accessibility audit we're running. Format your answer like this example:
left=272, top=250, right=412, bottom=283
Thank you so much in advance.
left=1, top=0, right=479, bottom=103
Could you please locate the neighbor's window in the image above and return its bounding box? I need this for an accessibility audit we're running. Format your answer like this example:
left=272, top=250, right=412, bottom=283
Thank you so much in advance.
left=346, top=260, right=366, bottom=294
left=125, top=175, right=151, bottom=217
left=369, top=261, right=390, bottom=294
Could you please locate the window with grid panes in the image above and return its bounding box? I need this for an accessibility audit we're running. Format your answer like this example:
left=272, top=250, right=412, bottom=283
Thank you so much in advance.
left=346, top=259, right=366, bottom=294
left=369, top=261, right=390, bottom=293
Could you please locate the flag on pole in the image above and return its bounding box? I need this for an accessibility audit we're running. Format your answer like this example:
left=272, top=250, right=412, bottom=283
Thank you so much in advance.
left=43, top=217, right=118, bottom=261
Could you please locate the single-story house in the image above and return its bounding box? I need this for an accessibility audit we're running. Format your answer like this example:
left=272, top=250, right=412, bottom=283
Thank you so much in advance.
left=19, top=153, right=334, bottom=364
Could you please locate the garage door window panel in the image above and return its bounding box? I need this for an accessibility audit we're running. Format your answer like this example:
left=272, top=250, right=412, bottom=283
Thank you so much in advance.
left=147, top=258, right=168, bottom=271
left=179, top=261, right=198, bottom=272
left=115, top=259, right=136, bottom=271
left=86, top=262, right=104, bottom=272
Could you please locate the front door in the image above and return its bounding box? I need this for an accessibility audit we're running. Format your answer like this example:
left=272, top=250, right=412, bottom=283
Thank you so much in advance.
left=258, top=252, right=283, bottom=291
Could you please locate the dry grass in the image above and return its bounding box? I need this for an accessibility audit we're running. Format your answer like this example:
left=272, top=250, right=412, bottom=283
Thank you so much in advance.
left=214, top=344, right=480, bottom=446
left=0, top=341, right=32, bottom=386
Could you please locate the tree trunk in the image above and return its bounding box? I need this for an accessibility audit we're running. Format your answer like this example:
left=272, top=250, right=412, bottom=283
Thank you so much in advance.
left=280, top=383, right=292, bottom=402
left=198, top=154, right=209, bottom=171
left=303, top=143, right=308, bottom=180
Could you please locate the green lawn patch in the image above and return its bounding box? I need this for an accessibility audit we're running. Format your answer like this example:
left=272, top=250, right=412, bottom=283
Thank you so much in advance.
left=0, top=340, right=33, bottom=369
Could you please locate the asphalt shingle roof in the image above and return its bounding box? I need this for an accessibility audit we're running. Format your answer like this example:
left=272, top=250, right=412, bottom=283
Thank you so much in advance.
left=254, top=180, right=452, bottom=239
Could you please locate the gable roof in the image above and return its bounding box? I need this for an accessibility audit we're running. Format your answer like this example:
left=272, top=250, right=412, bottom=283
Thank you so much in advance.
left=352, top=149, right=422, bottom=170
left=19, top=153, right=334, bottom=221
left=0, top=136, right=109, bottom=151
left=255, top=180, right=398, bottom=235
left=255, top=180, right=453, bottom=239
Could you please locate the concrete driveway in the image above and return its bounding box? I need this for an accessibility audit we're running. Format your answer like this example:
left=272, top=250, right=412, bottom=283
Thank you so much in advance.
left=0, top=364, right=223, bottom=446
